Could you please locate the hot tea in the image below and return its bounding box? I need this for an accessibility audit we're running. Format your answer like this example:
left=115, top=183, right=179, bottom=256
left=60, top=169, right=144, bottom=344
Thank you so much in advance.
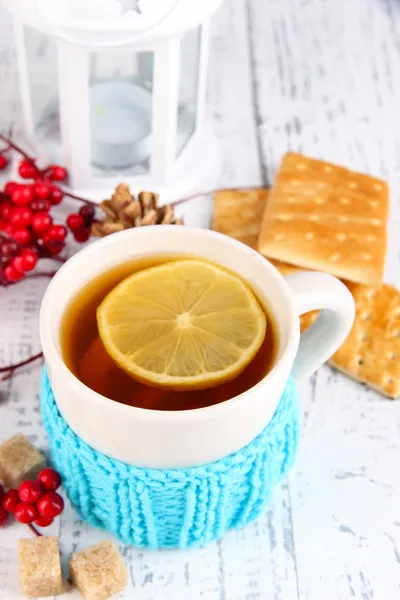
left=61, top=255, right=277, bottom=411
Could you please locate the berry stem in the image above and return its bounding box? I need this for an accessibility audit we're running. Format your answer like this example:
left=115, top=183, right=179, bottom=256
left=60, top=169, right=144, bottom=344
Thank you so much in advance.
left=27, top=523, right=42, bottom=537
left=0, top=143, right=13, bottom=155
left=171, top=185, right=267, bottom=207
left=27, top=270, right=58, bottom=279
left=63, top=191, right=97, bottom=207
left=35, top=249, right=67, bottom=263
left=0, top=133, right=36, bottom=165
left=0, top=133, right=95, bottom=206
left=47, top=255, right=66, bottom=264
left=0, top=351, right=43, bottom=381
left=2, top=266, right=62, bottom=286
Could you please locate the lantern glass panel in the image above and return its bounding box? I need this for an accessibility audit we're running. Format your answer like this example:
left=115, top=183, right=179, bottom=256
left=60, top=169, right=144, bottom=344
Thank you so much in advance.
left=89, top=50, right=154, bottom=176
left=25, top=26, right=61, bottom=161
left=176, top=26, right=201, bottom=157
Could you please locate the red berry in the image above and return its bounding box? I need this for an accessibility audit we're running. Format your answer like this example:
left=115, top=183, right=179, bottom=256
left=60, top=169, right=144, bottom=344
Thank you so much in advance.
left=12, top=227, right=31, bottom=245
left=4, top=264, right=24, bottom=282
left=34, top=181, right=51, bottom=199
left=49, top=186, right=64, bottom=205
left=46, top=165, right=68, bottom=182
left=34, top=515, right=54, bottom=528
left=79, top=204, right=95, bottom=217
left=10, top=206, right=33, bottom=228
left=79, top=205, right=95, bottom=226
left=66, top=213, right=85, bottom=232
left=0, top=239, right=19, bottom=258
left=11, top=257, right=24, bottom=273
left=0, top=199, right=14, bottom=220
left=14, top=502, right=39, bottom=524
left=40, top=232, right=52, bottom=247
left=32, top=211, right=52, bottom=235
left=0, top=154, right=8, bottom=170
left=74, top=228, right=90, bottom=243
left=44, top=242, right=64, bottom=255
left=37, top=468, right=61, bottom=492
left=36, top=492, right=64, bottom=518
left=30, top=197, right=51, bottom=213
left=46, top=224, right=67, bottom=242
left=0, top=506, right=7, bottom=526
left=18, top=160, right=38, bottom=179
left=25, top=254, right=37, bottom=270
left=0, top=484, right=4, bottom=500
left=12, top=185, right=34, bottom=206
left=18, top=480, right=42, bottom=503
left=13, top=248, right=38, bottom=273
left=2, top=489, right=19, bottom=512
left=4, top=181, right=18, bottom=195
left=0, top=222, right=14, bottom=236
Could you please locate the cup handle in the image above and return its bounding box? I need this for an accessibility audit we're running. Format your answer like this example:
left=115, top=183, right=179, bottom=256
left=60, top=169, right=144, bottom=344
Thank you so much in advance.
left=283, top=271, right=355, bottom=382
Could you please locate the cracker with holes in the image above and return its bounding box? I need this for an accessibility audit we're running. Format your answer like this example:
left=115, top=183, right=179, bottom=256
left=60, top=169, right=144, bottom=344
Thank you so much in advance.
left=329, top=283, right=400, bottom=398
left=258, top=152, right=388, bottom=285
left=212, top=188, right=269, bottom=249
left=212, top=187, right=318, bottom=332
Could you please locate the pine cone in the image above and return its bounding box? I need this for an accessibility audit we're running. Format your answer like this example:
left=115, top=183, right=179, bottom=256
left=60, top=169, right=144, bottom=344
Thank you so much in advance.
left=91, top=185, right=183, bottom=237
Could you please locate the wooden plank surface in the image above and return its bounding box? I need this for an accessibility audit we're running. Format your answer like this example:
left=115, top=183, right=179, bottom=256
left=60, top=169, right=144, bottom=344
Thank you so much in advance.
left=247, top=1, right=400, bottom=599
left=1, top=1, right=400, bottom=599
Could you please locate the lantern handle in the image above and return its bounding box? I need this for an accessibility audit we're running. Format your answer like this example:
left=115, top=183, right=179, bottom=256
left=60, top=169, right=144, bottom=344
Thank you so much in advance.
left=30, top=0, right=179, bottom=48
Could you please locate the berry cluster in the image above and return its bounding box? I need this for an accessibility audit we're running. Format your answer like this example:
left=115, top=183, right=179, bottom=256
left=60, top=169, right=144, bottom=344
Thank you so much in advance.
left=0, top=136, right=96, bottom=285
left=66, top=204, right=95, bottom=243
left=0, top=468, right=64, bottom=529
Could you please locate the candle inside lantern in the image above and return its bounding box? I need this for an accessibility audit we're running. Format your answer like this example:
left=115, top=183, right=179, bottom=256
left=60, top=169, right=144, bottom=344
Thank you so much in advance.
left=89, top=81, right=152, bottom=170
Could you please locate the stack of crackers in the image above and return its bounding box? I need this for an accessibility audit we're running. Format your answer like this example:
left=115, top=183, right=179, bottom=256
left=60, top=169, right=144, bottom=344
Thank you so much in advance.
left=213, top=152, right=400, bottom=399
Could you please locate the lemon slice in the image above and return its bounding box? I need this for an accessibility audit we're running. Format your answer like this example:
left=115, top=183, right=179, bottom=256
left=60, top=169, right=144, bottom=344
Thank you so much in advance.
left=97, top=259, right=266, bottom=390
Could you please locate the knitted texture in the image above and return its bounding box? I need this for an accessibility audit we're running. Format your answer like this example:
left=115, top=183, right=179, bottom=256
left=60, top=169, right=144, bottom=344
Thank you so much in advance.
left=41, top=369, right=300, bottom=549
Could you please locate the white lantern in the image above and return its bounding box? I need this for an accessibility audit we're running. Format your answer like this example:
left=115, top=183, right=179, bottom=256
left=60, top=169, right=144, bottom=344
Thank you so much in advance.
left=3, top=0, right=223, bottom=206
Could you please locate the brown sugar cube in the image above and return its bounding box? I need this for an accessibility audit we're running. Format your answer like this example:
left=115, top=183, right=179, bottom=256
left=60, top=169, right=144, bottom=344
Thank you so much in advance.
left=0, top=433, right=46, bottom=488
left=258, top=152, right=388, bottom=285
left=212, top=188, right=269, bottom=249
left=70, top=540, right=128, bottom=600
left=212, top=187, right=317, bottom=331
left=19, top=537, right=63, bottom=598
left=329, top=282, right=400, bottom=398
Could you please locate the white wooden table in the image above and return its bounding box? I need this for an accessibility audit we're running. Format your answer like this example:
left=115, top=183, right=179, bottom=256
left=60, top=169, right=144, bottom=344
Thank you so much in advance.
left=1, top=1, right=400, bottom=598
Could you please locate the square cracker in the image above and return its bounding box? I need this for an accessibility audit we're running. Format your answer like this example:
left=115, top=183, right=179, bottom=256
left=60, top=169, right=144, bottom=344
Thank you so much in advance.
left=212, top=186, right=399, bottom=397
left=212, top=188, right=318, bottom=331
left=258, top=152, right=388, bottom=285
left=212, top=189, right=269, bottom=249
left=329, top=283, right=400, bottom=399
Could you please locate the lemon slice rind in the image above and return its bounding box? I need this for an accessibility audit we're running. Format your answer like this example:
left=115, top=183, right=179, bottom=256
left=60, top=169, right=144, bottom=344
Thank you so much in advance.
left=97, top=260, right=266, bottom=390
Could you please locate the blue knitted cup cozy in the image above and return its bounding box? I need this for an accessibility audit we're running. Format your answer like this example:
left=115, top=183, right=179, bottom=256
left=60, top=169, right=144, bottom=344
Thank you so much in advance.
left=41, top=368, right=300, bottom=549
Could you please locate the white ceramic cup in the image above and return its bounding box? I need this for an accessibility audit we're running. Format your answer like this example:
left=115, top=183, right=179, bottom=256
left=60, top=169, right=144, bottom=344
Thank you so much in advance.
left=40, top=226, right=355, bottom=469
